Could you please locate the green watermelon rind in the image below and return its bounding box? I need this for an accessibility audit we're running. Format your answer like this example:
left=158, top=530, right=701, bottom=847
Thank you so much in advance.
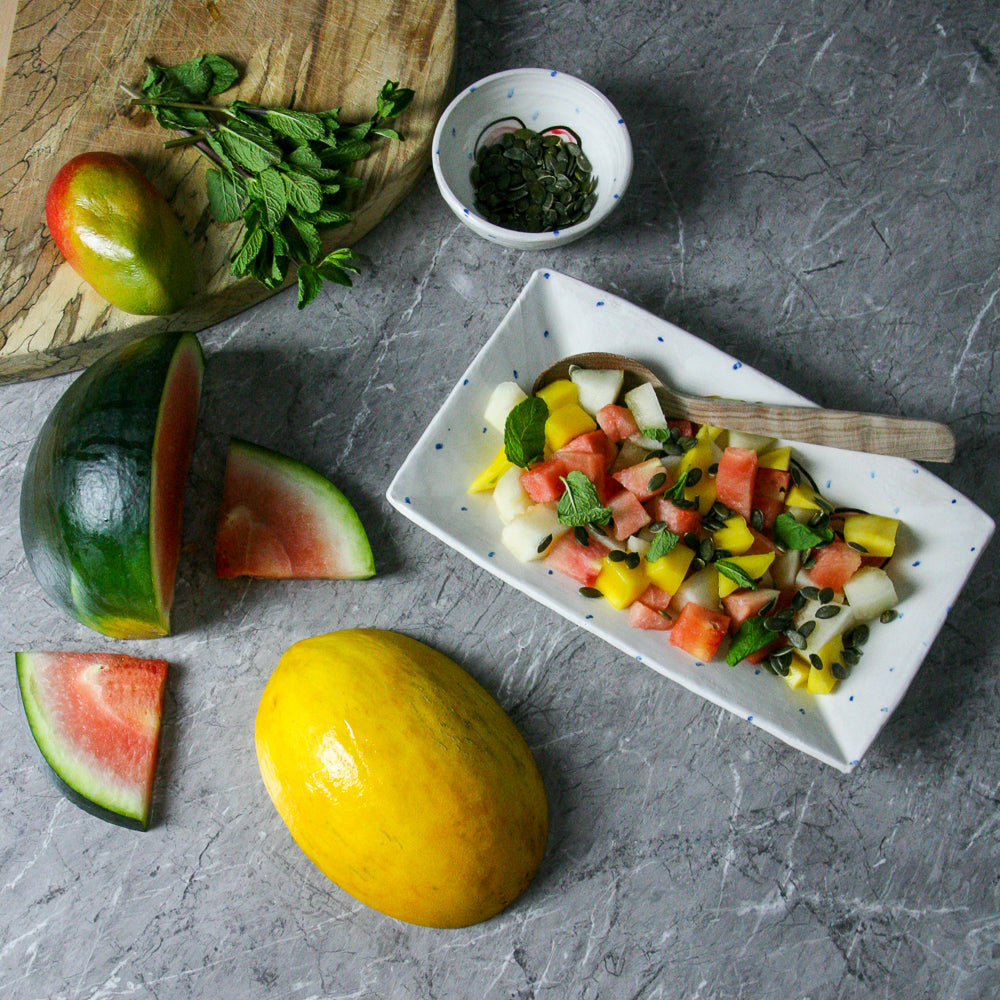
left=15, top=651, right=163, bottom=831
left=19, top=332, right=204, bottom=638
left=218, top=439, right=376, bottom=580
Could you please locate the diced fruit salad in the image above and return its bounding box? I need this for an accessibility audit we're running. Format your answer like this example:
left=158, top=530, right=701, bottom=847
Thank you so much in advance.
left=469, top=365, right=903, bottom=694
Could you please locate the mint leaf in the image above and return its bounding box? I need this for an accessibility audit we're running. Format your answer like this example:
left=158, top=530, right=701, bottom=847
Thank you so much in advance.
left=557, top=471, right=613, bottom=527
left=297, top=263, right=324, bottom=309
left=205, top=168, right=247, bottom=223
left=662, top=470, right=690, bottom=501
left=716, top=560, right=758, bottom=590
left=504, top=397, right=548, bottom=468
left=645, top=527, right=679, bottom=562
left=640, top=427, right=673, bottom=443
left=726, top=616, right=773, bottom=666
left=773, top=512, right=834, bottom=551
left=264, top=107, right=325, bottom=141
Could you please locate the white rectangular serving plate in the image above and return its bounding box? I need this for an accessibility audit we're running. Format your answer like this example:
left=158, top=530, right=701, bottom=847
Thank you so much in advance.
left=386, top=269, right=994, bottom=771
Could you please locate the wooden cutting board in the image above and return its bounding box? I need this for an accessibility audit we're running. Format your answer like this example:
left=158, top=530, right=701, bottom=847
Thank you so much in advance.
left=0, top=0, right=455, bottom=383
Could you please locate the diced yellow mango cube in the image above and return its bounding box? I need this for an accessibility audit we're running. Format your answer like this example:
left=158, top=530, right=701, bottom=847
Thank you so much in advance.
left=644, top=543, right=696, bottom=595
left=468, top=447, right=514, bottom=493
left=595, top=557, right=649, bottom=609
left=544, top=403, right=597, bottom=451
left=843, top=513, right=899, bottom=558
left=715, top=552, right=775, bottom=598
left=805, top=635, right=845, bottom=694
left=784, top=658, right=810, bottom=689
left=758, top=445, right=792, bottom=471
left=785, top=481, right=824, bottom=511
left=676, top=424, right=717, bottom=478
left=712, top=515, right=754, bottom=556
left=536, top=379, right=578, bottom=411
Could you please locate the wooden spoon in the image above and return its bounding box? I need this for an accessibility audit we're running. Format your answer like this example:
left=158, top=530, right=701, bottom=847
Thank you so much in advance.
left=532, top=352, right=956, bottom=462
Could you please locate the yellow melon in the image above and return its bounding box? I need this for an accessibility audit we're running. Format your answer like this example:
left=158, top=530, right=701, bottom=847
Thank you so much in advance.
left=255, top=628, right=548, bottom=927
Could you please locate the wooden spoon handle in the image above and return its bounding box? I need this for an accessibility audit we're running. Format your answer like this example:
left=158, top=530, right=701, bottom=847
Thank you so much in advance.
left=656, top=389, right=956, bottom=462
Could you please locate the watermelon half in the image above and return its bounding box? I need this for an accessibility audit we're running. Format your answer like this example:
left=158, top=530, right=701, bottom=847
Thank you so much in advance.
left=15, top=651, right=168, bottom=830
left=20, top=332, right=204, bottom=638
left=215, top=438, right=375, bottom=579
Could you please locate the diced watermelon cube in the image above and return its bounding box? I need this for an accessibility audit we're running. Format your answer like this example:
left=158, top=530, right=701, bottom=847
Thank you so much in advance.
left=649, top=496, right=702, bottom=537
left=608, top=489, right=651, bottom=541
left=751, top=467, right=791, bottom=530
left=808, top=539, right=863, bottom=592
left=612, top=457, right=671, bottom=502
left=552, top=448, right=606, bottom=493
left=628, top=601, right=674, bottom=630
left=519, top=458, right=569, bottom=503
left=722, top=587, right=780, bottom=626
left=596, top=403, right=639, bottom=442
left=715, top=446, right=758, bottom=521
left=544, top=531, right=607, bottom=586
left=747, top=528, right=776, bottom=555
left=560, top=429, right=617, bottom=470
left=637, top=583, right=674, bottom=611
left=669, top=602, right=731, bottom=661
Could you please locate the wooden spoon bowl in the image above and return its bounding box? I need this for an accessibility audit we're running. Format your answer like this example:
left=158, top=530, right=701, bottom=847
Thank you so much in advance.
left=533, top=352, right=956, bottom=462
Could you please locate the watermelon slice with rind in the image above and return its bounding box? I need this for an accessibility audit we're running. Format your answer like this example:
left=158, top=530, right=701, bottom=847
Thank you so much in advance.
left=15, top=651, right=168, bottom=830
left=215, top=438, right=375, bottom=580
left=19, top=331, right=204, bottom=638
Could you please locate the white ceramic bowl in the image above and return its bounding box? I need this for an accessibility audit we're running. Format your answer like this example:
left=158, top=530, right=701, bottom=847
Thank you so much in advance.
left=432, top=68, right=633, bottom=250
left=387, top=270, right=994, bottom=772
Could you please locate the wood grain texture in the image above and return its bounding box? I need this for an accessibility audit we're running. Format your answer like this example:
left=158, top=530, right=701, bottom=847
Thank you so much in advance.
left=535, top=352, right=956, bottom=462
left=0, top=0, right=456, bottom=382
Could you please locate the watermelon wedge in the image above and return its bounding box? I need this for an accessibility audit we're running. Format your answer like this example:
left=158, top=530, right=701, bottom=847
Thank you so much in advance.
left=15, top=651, right=168, bottom=830
left=20, top=332, right=204, bottom=638
left=215, top=439, right=375, bottom=579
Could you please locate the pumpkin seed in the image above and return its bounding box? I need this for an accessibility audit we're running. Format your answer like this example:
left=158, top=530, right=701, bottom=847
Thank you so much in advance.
left=647, top=471, right=668, bottom=492
left=815, top=604, right=841, bottom=619
left=608, top=549, right=627, bottom=562
left=808, top=653, right=824, bottom=670
left=537, top=534, right=553, bottom=553
left=574, top=526, right=590, bottom=546
left=579, top=586, right=603, bottom=598
left=831, top=661, right=849, bottom=680
left=470, top=123, right=598, bottom=233
left=879, top=609, right=898, bottom=624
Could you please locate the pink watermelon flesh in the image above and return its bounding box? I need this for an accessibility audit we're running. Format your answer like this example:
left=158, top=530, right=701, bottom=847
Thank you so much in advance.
left=151, top=336, right=204, bottom=627
left=15, top=651, right=168, bottom=830
left=215, top=439, right=375, bottom=580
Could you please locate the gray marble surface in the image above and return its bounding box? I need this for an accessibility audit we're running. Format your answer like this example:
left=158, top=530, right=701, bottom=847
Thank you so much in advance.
left=2, top=1, right=999, bottom=997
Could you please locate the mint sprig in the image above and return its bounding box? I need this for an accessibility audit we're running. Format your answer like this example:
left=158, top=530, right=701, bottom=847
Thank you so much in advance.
left=725, top=615, right=774, bottom=666
left=127, top=56, right=414, bottom=308
left=557, top=471, right=612, bottom=527
left=645, top=526, right=680, bottom=562
left=715, top=560, right=758, bottom=590
left=773, top=512, right=834, bottom=551
left=504, top=397, right=548, bottom=468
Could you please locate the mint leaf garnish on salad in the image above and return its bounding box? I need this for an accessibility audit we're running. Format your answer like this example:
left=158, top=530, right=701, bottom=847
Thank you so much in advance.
left=773, top=512, right=834, bottom=550
left=726, top=615, right=774, bottom=666
left=557, top=471, right=612, bottom=527
left=645, top=526, right=680, bottom=562
left=504, top=397, right=548, bottom=467
left=715, top=559, right=758, bottom=590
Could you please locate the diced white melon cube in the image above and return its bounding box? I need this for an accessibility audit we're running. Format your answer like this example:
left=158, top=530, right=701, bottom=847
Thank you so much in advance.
left=569, top=366, right=624, bottom=416
left=484, top=381, right=528, bottom=433
left=624, top=382, right=668, bottom=432
left=610, top=438, right=652, bottom=473
left=501, top=504, right=569, bottom=562
left=769, top=548, right=801, bottom=589
left=627, top=534, right=651, bottom=556
left=795, top=598, right=856, bottom=657
left=725, top=429, right=777, bottom=453
left=493, top=465, right=531, bottom=524
left=670, top=565, right=721, bottom=613
left=843, top=566, right=898, bottom=622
